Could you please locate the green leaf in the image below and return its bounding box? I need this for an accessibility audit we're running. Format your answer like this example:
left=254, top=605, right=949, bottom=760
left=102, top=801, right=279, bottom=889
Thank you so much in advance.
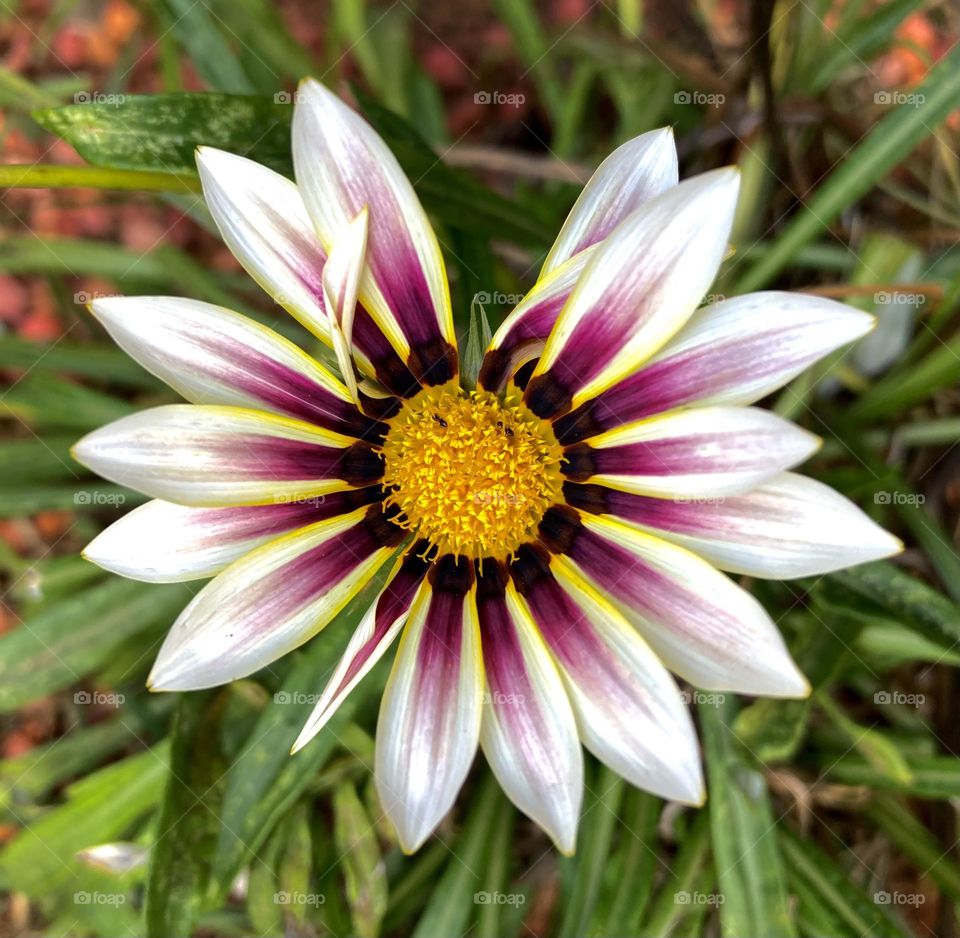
left=700, top=697, right=795, bottom=938
left=411, top=773, right=504, bottom=938
left=736, top=44, right=960, bottom=291
left=0, top=436, right=81, bottom=486
left=0, top=337, right=160, bottom=388
left=33, top=94, right=294, bottom=176
left=779, top=827, right=909, bottom=938
left=333, top=782, right=387, bottom=937
left=0, top=745, right=169, bottom=896
left=557, top=763, right=624, bottom=938
left=0, top=578, right=192, bottom=712
left=828, top=753, right=960, bottom=799
left=2, top=371, right=134, bottom=431
left=145, top=691, right=228, bottom=938
left=0, top=483, right=146, bottom=518
left=0, top=163, right=200, bottom=193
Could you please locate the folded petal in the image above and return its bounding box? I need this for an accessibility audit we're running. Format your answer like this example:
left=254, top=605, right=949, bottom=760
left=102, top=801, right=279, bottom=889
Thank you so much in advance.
left=476, top=564, right=582, bottom=854
left=510, top=545, right=702, bottom=804
left=565, top=473, right=902, bottom=579
left=563, top=406, right=820, bottom=499
left=525, top=168, right=740, bottom=420
left=292, top=545, right=430, bottom=751
left=83, top=488, right=382, bottom=583
left=196, top=146, right=418, bottom=397
left=322, top=208, right=369, bottom=404
left=293, top=80, right=457, bottom=387
left=554, top=292, right=875, bottom=442
left=89, top=296, right=379, bottom=438
left=477, top=250, right=592, bottom=394
left=375, top=556, right=482, bottom=853
left=72, top=405, right=382, bottom=507
left=536, top=508, right=809, bottom=696
left=148, top=505, right=404, bottom=690
left=542, top=127, right=678, bottom=275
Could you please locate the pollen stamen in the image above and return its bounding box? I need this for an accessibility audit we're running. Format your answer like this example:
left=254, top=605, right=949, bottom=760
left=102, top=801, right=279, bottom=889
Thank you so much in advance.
left=380, top=382, right=564, bottom=561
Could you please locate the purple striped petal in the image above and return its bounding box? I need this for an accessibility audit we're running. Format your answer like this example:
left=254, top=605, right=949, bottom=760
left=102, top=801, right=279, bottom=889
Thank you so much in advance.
left=525, top=169, right=740, bottom=420
left=542, top=127, right=678, bottom=274
left=536, top=508, right=808, bottom=696
left=476, top=563, right=582, bottom=853
left=89, top=296, right=381, bottom=438
left=292, top=546, right=430, bottom=751
left=510, top=544, right=702, bottom=803
left=555, top=292, right=875, bottom=442
left=293, top=80, right=457, bottom=387
left=72, top=405, right=382, bottom=507
left=564, top=406, right=819, bottom=499
left=82, top=488, right=382, bottom=583
left=148, top=505, right=404, bottom=690
left=375, top=556, right=482, bottom=852
left=565, top=473, right=902, bottom=578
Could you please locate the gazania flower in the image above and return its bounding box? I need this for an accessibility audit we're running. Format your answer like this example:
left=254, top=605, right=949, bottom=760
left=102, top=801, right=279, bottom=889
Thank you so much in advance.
left=74, top=79, right=900, bottom=854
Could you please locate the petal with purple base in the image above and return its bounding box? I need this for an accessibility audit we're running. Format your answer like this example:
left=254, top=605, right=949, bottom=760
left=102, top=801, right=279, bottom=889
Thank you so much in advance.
left=82, top=488, right=383, bottom=583
left=375, top=556, right=482, bottom=853
left=542, top=127, right=678, bottom=275
left=565, top=473, right=902, bottom=578
left=148, top=505, right=404, bottom=690
left=292, top=546, right=431, bottom=752
left=293, top=80, right=456, bottom=387
left=89, top=296, right=380, bottom=438
left=537, top=508, right=808, bottom=697
left=564, top=406, right=820, bottom=499
left=476, top=563, right=583, bottom=854
left=510, top=544, right=702, bottom=804
left=72, top=405, right=382, bottom=507
left=526, top=168, right=740, bottom=420
left=554, top=292, right=875, bottom=442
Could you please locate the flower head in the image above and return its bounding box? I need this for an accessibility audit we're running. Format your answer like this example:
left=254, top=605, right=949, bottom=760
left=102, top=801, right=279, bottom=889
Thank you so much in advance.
left=74, top=79, right=901, bottom=854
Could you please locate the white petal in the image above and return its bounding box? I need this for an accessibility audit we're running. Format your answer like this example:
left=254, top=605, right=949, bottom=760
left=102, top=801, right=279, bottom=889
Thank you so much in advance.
left=196, top=147, right=332, bottom=343
left=576, top=406, right=820, bottom=498
left=83, top=491, right=379, bottom=583
left=292, top=550, right=427, bottom=751
left=581, top=472, right=903, bottom=578
left=72, top=405, right=367, bottom=507
left=527, top=168, right=741, bottom=418
left=375, top=576, right=483, bottom=852
left=514, top=550, right=702, bottom=803
left=562, top=513, right=809, bottom=696
left=148, top=507, right=396, bottom=690
left=478, top=578, right=583, bottom=854
left=542, top=127, right=678, bottom=274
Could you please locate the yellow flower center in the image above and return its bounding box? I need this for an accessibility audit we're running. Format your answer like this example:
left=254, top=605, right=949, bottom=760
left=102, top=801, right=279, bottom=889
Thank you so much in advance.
left=380, top=382, right=564, bottom=561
